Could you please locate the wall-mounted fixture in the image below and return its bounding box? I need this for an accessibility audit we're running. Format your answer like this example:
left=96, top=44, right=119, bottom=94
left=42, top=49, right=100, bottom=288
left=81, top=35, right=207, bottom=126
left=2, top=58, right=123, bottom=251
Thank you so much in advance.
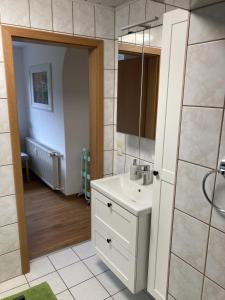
left=202, top=157, right=225, bottom=214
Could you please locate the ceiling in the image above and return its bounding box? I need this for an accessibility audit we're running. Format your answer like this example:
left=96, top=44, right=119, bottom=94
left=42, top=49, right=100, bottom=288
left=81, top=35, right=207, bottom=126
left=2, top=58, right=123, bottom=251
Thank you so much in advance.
left=86, top=0, right=224, bottom=10
left=152, top=0, right=224, bottom=10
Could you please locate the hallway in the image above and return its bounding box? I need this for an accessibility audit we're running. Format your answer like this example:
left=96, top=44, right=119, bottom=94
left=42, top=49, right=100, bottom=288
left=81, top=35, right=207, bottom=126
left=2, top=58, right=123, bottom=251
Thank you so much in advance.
left=24, top=176, right=91, bottom=259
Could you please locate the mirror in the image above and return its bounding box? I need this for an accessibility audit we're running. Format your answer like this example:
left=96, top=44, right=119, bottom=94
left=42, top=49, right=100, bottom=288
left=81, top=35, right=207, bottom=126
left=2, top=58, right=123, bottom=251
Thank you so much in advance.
left=116, top=31, right=161, bottom=140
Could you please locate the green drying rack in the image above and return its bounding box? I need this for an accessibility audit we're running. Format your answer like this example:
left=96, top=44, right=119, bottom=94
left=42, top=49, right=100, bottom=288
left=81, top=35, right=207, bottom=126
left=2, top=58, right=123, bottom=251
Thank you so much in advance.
left=81, top=148, right=91, bottom=203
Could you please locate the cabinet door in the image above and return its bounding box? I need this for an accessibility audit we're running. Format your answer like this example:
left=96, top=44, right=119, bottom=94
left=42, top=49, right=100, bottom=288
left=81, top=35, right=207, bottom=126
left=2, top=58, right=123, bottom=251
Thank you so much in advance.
left=147, top=9, right=189, bottom=300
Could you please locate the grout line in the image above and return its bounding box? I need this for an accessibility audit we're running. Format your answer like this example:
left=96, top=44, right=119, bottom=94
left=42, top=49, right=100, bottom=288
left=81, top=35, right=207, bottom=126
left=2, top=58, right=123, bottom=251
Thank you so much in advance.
left=0, top=248, right=20, bottom=258
left=183, top=104, right=225, bottom=109
left=189, top=36, right=225, bottom=47
left=27, top=0, right=32, bottom=28
left=174, top=207, right=210, bottom=226
left=50, top=0, right=53, bottom=32
left=178, top=158, right=217, bottom=171
left=171, top=252, right=204, bottom=275
left=0, top=221, right=19, bottom=228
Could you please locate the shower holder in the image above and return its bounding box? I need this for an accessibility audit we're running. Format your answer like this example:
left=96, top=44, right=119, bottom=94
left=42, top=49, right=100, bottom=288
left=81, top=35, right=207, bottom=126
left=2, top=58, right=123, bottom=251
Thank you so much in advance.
left=202, top=157, right=225, bottom=214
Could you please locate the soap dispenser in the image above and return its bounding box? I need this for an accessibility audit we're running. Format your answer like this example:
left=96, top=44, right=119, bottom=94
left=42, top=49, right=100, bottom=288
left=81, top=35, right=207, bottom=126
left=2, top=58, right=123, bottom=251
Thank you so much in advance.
left=130, top=159, right=139, bottom=180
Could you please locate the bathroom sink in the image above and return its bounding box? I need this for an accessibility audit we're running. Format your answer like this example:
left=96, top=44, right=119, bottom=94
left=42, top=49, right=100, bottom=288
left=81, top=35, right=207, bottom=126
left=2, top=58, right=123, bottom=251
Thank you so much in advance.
left=91, top=173, right=152, bottom=216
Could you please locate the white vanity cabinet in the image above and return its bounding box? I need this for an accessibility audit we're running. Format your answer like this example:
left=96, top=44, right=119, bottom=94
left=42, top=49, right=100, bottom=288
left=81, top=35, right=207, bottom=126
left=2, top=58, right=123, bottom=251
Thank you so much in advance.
left=91, top=188, right=151, bottom=293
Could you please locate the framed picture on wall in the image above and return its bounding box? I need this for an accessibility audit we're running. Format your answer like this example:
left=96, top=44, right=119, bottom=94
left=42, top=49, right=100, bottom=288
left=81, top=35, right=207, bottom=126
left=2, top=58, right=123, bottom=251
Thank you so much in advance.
left=29, top=63, right=53, bottom=111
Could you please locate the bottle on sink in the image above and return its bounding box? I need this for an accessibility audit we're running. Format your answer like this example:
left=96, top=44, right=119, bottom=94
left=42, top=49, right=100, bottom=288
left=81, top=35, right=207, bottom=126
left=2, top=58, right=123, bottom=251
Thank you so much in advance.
left=130, top=159, right=141, bottom=180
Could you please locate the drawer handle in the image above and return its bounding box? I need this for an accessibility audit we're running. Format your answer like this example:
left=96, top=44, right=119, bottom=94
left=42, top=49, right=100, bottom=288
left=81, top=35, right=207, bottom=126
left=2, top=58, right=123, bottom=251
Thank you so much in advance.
left=107, top=203, right=112, bottom=208
left=106, top=238, right=111, bottom=244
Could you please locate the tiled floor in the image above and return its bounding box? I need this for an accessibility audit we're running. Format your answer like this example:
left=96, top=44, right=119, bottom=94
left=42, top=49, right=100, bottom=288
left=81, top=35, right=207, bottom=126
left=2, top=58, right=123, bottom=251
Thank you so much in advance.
left=0, top=241, right=154, bottom=300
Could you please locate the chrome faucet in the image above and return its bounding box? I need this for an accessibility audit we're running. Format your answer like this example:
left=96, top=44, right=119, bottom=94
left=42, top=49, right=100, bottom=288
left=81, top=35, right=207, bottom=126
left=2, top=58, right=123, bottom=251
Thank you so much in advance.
left=130, top=161, right=153, bottom=185
left=137, top=165, right=153, bottom=185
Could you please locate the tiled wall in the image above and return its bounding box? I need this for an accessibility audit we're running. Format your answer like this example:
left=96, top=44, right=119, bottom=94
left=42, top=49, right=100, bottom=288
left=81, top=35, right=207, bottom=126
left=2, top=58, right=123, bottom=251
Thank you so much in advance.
left=168, top=2, right=225, bottom=300
left=0, top=0, right=116, bottom=282
left=113, top=0, right=171, bottom=176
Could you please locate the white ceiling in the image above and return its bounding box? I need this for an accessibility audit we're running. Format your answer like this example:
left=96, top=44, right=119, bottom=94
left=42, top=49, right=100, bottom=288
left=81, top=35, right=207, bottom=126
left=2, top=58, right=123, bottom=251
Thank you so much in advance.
left=86, top=0, right=130, bottom=7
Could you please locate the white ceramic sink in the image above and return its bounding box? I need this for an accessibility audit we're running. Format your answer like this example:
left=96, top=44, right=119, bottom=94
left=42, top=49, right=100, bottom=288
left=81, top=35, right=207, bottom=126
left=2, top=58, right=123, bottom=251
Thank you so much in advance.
left=91, top=173, right=152, bottom=216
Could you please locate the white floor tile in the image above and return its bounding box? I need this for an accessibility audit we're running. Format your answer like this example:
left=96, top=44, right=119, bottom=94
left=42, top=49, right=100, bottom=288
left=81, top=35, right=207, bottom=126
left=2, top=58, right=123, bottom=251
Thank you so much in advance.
left=49, top=248, right=80, bottom=270
left=70, top=277, right=109, bottom=300
left=58, top=261, right=93, bottom=288
left=25, top=256, right=55, bottom=282
left=0, top=275, right=27, bottom=293
left=97, top=270, right=125, bottom=295
left=113, top=289, right=154, bottom=300
left=72, top=241, right=95, bottom=259
left=29, top=272, right=67, bottom=295
left=83, top=255, right=108, bottom=275
left=0, top=284, right=29, bottom=299
left=57, top=290, right=74, bottom=300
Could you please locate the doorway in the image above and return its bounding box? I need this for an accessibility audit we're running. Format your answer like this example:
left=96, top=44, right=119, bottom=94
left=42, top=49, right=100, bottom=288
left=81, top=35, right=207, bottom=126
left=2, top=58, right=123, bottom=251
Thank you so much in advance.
left=2, top=26, right=104, bottom=274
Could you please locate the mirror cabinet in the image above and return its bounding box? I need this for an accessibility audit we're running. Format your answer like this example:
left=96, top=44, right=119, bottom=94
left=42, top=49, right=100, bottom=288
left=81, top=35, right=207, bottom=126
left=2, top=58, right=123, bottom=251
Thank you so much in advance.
left=116, top=34, right=161, bottom=140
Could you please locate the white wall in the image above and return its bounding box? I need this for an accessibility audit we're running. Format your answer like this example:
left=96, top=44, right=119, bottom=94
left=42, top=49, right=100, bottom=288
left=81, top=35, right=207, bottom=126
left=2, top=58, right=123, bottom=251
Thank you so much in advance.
left=13, top=42, right=90, bottom=195
left=22, top=43, right=67, bottom=189
left=13, top=47, right=29, bottom=152
left=63, top=48, right=89, bottom=195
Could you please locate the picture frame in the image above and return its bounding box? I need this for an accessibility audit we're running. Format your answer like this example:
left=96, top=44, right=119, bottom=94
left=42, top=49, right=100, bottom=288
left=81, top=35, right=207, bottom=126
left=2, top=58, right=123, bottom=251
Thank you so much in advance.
left=29, top=63, right=53, bottom=111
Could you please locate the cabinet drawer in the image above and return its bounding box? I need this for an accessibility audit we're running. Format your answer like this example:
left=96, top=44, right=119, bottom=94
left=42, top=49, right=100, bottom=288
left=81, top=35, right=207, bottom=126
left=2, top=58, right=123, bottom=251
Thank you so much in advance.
left=93, top=226, right=136, bottom=292
left=92, top=189, right=137, bottom=255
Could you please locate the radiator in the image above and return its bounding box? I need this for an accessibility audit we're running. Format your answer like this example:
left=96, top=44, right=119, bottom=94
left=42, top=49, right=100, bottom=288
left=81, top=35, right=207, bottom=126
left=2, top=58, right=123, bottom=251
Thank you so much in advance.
left=25, top=137, right=62, bottom=190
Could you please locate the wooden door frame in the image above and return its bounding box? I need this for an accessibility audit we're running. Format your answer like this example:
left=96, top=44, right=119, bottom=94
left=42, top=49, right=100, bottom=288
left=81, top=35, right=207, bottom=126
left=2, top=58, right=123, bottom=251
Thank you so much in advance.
left=1, top=25, right=104, bottom=274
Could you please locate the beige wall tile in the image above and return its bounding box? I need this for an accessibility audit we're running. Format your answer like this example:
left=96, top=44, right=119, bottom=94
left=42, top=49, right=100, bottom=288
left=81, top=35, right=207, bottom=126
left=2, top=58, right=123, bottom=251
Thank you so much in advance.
left=150, top=26, right=162, bottom=48
left=184, top=41, right=225, bottom=108
left=126, top=135, right=140, bottom=158
left=0, top=100, right=10, bottom=133
left=167, top=294, right=176, bottom=300
left=140, top=138, right=155, bottom=163
left=52, top=0, right=73, bottom=34
left=202, top=277, right=225, bottom=300
left=189, top=2, right=225, bottom=44
left=104, top=125, right=114, bottom=151
left=175, top=160, right=213, bottom=223
left=146, top=0, right=165, bottom=27
left=179, top=107, right=223, bottom=169
left=104, top=150, right=113, bottom=175
left=206, top=228, right=225, bottom=289
left=169, top=254, right=203, bottom=300
left=0, top=223, right=19, bottom=255
left=0, top=63, right=7, bottom=98
left=113, top=151, right=125, bottom=175
left=30, top=0, right=52, bottom=30
left=115, top=4, right=129, bottom=37
left=0, top=133, right=13, bottom=166
left=0, top=27, right=4, bottom=62
left=104, top=70, right=114, bottom=98
left=114, top=130, right=125, bottom=153
left=73, top=1, right=95, bottom=37
left=95, top=5, right=114, bottom=39
left=0, top=195, right=17, bottom=227
left=0, top=0, right=30, bottom=27
left=104, top=98, right=114, bottom=125
left=104, top=39, right=115, bottom=70
left=129, top=0, right=146, bottom=26
left=0, top=165, right=15, bottom=197
left=172, top=210, right=209, bottom=272
left=0, top=250, right=22, bottom=282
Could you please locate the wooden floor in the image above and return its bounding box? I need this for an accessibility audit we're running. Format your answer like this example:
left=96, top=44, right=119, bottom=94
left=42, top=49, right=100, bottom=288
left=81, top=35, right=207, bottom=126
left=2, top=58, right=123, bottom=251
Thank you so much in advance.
left=24, top=176, right=91, bottom=259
